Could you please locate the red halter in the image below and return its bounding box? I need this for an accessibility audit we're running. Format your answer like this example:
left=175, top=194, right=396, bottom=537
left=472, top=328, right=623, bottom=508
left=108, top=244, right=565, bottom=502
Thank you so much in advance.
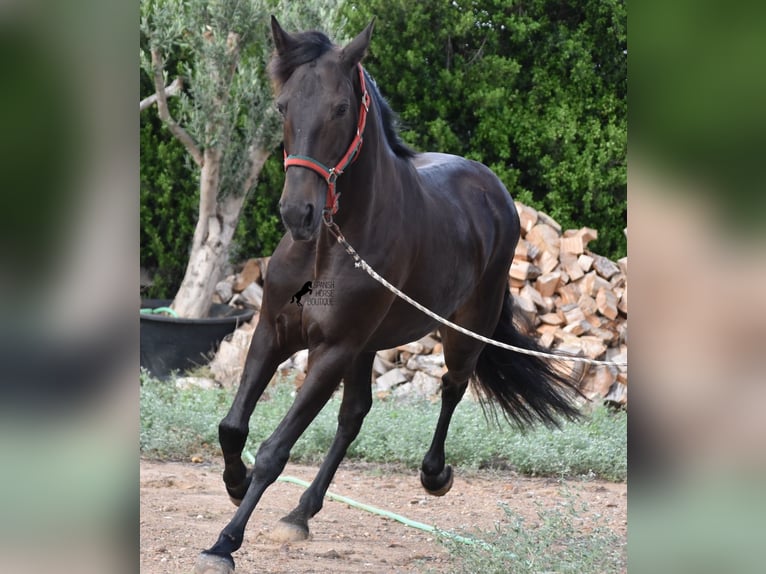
left=283, top=64, right=371, bottom=219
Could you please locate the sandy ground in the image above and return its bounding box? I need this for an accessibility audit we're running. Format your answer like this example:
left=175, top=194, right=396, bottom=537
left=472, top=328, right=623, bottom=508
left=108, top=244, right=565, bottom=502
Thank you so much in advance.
left=140, top=459, right=626, bottom=573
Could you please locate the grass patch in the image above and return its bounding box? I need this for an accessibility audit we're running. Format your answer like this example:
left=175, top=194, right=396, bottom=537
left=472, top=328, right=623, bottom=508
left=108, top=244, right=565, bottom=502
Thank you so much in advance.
left=437, top=493, right=626, bottom=573
left=140, top=372, right=626, bottom=481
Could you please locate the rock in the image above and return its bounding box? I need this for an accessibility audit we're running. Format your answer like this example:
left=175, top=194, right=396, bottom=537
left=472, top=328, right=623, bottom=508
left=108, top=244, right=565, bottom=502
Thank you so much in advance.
left=373, top=354, right=395, bottom=377
left=405, top=353, right=446, bottom=378
left=397, top=341, right=424, bottom=354
left=175, top=376, right=219, bottom=390
left=209, top=322, right=256, bottom=387
left=377, top=348, right=399, bottom=363
left=233, top=282, right=263, bottom=311
left=375, top=368, right=409, bottom=392
left=393, top=371, right=440, bottom=401
left=215, top=278, right=234, bottom=304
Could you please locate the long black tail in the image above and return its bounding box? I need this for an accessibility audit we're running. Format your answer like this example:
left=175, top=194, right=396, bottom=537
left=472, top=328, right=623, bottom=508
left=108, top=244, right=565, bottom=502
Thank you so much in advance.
left=472, top=289, right=583, bottom=428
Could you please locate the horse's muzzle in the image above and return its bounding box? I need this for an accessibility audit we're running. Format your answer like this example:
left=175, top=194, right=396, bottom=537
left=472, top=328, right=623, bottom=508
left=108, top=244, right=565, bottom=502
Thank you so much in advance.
left=280, top=201, right=317, bottom=241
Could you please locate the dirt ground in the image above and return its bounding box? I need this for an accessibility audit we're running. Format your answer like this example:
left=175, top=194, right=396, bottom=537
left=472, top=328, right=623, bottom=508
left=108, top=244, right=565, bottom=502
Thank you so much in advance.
left=140, top=459, right=626, bottom=573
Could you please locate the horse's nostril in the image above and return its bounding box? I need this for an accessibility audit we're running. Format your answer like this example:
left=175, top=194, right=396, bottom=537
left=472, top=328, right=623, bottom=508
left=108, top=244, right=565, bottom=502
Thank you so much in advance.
left=303, top=204, right=314, bottom=229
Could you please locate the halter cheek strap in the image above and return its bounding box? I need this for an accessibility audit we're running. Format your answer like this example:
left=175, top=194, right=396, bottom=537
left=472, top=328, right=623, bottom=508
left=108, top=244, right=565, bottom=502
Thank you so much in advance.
left=283, top=63, right=371, bottom=219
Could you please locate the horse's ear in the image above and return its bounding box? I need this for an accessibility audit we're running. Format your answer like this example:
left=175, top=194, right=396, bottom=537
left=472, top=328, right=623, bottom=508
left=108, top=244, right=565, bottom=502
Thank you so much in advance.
left=271, top=15, right=296, bottom=55
left=341, top=19, right=375, bottom=69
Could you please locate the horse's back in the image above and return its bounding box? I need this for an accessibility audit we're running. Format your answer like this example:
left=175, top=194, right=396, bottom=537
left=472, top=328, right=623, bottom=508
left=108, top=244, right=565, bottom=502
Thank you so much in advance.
left=412, top=152, right=519, bottom=244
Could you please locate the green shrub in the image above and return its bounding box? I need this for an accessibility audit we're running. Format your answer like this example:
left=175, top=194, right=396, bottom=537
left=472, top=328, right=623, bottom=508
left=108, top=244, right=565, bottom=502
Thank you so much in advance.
left=439, top=495, right=625, bottom=573
left=139, top=113, right=199, bottom=299
left=140, top=375, right=627, bottom=482
left=341, top=0, right=627, bottom=258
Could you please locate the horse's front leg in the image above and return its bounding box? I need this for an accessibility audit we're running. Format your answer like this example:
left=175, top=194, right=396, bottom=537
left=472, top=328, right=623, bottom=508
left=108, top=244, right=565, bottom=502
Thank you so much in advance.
left=219, top=316, right=300, bottom=505
left=195, top=343, right=353, bottom=574
left=271, top=352, right=375, bottom=541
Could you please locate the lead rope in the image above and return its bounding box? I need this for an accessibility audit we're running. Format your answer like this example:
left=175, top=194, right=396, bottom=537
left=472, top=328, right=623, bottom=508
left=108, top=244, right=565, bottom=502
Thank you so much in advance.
left=323, top=217, right=627, bottom=368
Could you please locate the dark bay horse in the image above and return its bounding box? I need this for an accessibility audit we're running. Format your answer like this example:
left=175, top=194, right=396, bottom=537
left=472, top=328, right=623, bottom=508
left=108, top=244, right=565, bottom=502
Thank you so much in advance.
left=195, top=17, right=581, bottom=573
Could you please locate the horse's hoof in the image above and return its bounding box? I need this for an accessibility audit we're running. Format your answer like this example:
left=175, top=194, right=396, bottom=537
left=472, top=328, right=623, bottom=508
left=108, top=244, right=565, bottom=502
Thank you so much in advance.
left=420, top=465, right=454, bottom=496
left=269, top=518, right=310, bottom=542
left=225, top=471, right=252, bottom=507
left=193, top=552, right=235, bottom=574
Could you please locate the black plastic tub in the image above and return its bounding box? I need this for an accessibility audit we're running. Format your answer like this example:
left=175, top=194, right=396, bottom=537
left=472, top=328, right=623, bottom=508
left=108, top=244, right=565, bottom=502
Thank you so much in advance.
left=140, top=299, right=254, bottom=380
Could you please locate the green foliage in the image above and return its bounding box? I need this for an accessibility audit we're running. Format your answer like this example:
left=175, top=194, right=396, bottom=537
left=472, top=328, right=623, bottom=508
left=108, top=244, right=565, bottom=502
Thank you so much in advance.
left=139, top=376, right=627, bottom=482
left=440, top=496, right=625, bottom=573
left=342, top=0, right=627, bottom=258
left=231, top=154, right=286, bottom=261
left=140, top=113, right=199, bottom=298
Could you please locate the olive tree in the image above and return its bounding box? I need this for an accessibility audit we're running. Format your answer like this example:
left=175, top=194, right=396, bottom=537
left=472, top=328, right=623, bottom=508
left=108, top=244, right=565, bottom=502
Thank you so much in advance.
left=140, top=0, right=344, bottom=317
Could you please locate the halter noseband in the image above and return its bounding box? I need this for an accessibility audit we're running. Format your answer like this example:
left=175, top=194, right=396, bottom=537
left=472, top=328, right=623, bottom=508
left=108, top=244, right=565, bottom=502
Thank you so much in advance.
left=283, top=64, right=371, bottom=220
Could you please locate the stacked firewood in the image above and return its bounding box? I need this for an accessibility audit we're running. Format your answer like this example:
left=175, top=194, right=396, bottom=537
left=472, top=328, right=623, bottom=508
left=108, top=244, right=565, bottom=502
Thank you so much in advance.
left=509, top=202, right=627, bottom=406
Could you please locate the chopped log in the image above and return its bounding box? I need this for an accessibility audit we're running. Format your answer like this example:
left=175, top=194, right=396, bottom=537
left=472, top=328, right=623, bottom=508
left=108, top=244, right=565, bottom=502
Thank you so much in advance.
left=536, top=249, right=560, bottom=274
left=577, top=293, right=599, bottom=317
left=537, top=211, right=562, bottom=233
left=520, top=284, right=545, bottom=310
left=541, top=296, right=556, bottom=314
left=556, top=283, right=581, bottom=306
left=617, top=370, right=628, bottom=386
left=527, top=223, right=560, bottom=260
left=234, top=258, right=263, bottom=292
left=539, top=331, right=555, bottom=348
left=590, top=326, right=617, bottom=345
left=559, top=252, right=585, bottom=282
left=592, top=254, right=621, bottom=280
left=594, top=274, right=613, bottom=294
left=617, top=256, right=628, bottom=276
left=561, top=303, right=586, bottom=325
left=578, top=271, right=597, bottom=297
left=535, top=271, right=561, bottom=298
left=514, top=239, right=530, bottom=261
left=562, top=320, right=590, bottom=336
left=579, top=336, right=607, bottom=359
left=536, top=323, right=559, bottom=335
left=581, top=365, right=617, bottom=399
left=604, top=381, right=627, bottom=406
left=540, top=312, right=564, bottom=326
left=577, top=227, right=599, bottom=246
left=560, top=235, right=584, bottom=255
left=577, top=253, right=594, bottom=272
left=596, top=287, right=619, bottom=320
left=510, top=260, right=542, bottom=281
left=589, top=317, right=612, bottom=333
left=617, top=285, right=628, bottom=315
left=515, top=202, right=539, bottom=235
left=515, top=294, right=538, bottom=327
left=509, top=277, right=527, bottom=290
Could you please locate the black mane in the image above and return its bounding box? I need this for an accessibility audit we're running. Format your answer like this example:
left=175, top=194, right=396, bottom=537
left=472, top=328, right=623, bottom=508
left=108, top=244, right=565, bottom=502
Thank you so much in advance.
left=269, top=30, right=415, bottom=159
left=364, top=70, right=416, bottom=159
left=268, top=30, right=334, bottom=88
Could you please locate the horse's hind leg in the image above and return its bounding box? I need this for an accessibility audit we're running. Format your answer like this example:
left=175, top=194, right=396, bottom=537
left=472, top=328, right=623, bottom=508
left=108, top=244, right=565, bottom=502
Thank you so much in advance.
left=271, top=352, right=374, bottom=541
left=218, top=317, right=299, bottom=505
left=420, top=292, right=504, bottom=496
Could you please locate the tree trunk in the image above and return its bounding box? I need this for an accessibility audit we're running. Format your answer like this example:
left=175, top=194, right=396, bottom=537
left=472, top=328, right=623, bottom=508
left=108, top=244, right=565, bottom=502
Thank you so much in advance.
left=171, top=147, right=270, bottom=318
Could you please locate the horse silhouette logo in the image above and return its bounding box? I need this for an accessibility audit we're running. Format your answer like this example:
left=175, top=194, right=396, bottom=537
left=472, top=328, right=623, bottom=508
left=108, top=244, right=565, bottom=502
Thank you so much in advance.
left=291, top=281, right=313, bottom=307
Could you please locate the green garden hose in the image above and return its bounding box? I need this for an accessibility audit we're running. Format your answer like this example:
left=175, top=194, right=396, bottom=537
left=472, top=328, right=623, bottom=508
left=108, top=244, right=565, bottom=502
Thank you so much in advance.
left=275, top=474, right=514, bottom=557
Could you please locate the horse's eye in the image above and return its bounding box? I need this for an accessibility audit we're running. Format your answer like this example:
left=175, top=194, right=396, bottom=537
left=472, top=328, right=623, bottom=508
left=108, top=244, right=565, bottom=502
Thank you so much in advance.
left=334, top=102, right=349, bottom=118
left=276, top=102, right=286, bottom=117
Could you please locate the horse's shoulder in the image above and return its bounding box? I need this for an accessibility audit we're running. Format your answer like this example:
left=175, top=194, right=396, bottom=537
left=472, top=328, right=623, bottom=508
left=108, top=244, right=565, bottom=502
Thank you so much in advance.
left=411, top=152, right=465, bottom=172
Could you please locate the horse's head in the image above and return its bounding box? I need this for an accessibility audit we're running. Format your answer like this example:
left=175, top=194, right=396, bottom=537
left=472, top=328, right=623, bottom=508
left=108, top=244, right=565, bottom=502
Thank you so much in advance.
left=269, top=16, right=374, bottom=241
